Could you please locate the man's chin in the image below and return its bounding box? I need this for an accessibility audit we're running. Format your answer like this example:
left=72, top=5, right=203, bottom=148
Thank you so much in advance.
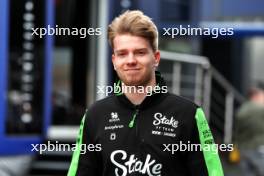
left=122, top=79, right=143, bottom=86
left=123, top=82, right=140, bottom=86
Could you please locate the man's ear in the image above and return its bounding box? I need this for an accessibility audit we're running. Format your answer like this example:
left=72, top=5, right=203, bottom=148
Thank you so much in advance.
left=154, top=50, right=160, bottom=67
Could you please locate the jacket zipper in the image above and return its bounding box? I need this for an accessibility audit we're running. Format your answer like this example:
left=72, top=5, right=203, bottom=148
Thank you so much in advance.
left=129, top=108, right=140, bottom=144
left=128, top=108, right=139, bottom=128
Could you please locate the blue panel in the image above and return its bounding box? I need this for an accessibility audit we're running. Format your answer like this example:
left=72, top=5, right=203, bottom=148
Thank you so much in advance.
left=0, top=0, right=54, bottom=155
left=0, top=138, right=42, bottom=155
left=200, top=0, right=215, bottom=20
left=232, top=29, right=264, bottom=36
left=0, top=0, right=9, bottom=137
left=201, top=0, right=264, bottom=20
left=43, top=0, right=54, bottom=136
left=222, top=0, right=264, bottom=16
left=138, top=0, right=191, bottom=24
left=138, top=0, right=159, bottom=21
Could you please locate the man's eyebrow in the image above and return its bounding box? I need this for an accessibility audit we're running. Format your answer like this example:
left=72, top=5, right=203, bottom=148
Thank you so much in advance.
left=116, top=48, right=148, bottom=51
left=135, top=48, right=148, bottom=52
left=114, top=48, right=149, bottom=54
left=114, top=49, right=127, bottom=53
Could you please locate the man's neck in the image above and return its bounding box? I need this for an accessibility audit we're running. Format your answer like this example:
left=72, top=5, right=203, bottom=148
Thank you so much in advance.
left=123, top=78, right=156, bottom=105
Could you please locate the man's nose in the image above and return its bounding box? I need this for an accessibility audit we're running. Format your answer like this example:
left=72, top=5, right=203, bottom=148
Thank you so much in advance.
left=126, top=53, right=137, bottom=64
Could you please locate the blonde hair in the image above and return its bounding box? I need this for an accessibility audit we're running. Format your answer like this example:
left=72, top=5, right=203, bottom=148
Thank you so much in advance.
left=107, top=10, right=159, bottom=51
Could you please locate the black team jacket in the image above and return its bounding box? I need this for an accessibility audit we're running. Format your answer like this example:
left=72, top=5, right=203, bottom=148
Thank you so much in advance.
left=68, top=72, right=224, bottom=176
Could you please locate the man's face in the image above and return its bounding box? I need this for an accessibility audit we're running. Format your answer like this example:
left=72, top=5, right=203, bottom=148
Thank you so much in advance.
left=112, top=34, right=160, bottom=86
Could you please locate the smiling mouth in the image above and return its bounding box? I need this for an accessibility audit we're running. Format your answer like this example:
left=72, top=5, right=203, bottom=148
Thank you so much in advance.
left=124, top=68, right=140, bottom=71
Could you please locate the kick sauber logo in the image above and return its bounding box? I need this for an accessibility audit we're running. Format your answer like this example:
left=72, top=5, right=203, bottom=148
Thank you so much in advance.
left=110, top=150, right=162, bottom=176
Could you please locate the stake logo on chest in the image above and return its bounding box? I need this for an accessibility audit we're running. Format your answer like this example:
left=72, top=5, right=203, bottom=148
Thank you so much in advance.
left=151, top=112, right=179, bottom=138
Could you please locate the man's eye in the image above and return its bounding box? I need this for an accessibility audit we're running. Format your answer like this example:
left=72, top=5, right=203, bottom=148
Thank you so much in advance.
left=117, top=53, right=126, bottom=57
left=136, top=51, right=146, bottom=56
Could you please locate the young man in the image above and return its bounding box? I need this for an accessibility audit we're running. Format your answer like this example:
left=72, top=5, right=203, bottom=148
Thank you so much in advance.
left=68, top=10, right=224, bottom=176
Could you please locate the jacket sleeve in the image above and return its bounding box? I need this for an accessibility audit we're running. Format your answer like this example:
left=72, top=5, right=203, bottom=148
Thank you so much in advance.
left=186, top=107, right=224, bottom=176
left=67, top=110, right=102, bottom=176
